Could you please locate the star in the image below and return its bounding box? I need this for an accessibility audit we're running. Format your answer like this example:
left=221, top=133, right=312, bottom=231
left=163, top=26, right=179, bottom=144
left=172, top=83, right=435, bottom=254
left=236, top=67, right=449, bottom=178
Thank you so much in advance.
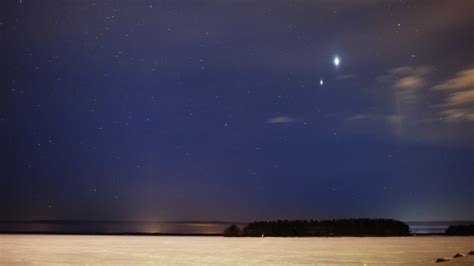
left=320, top=79, right=324, bottom=86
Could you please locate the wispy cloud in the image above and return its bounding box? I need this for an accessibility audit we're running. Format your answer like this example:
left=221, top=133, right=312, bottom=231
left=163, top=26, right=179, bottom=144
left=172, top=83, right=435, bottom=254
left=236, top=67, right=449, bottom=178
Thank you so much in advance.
left=445, top=89, right=474, bottom=106
left=377, top=66, right=433, bottom=110
left=356, top=65, right=474, bottom=144
left=380, top=65, right=474, bottom=123
left=349, top=114, right=373, bottom=121
left=433, top=68, right=474, bottom=91
left=439, top=108, right=474, bottom=122
left=375, top=66, right=433, bottom=141
left=266, top=116, right=301, bottom=124
left=348, top=113, right=404, bottom=125
left=380, top=66, right=432, bottom=90
left=384, top=115, right=404, bottom=124
left=432, top=67, right=474, bottom=122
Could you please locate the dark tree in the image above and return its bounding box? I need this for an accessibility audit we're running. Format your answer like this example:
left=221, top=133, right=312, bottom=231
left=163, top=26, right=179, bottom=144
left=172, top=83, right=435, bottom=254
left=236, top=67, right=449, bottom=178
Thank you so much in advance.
left=445, top=224, right=474, bottom=235
left=227, top=219, right=411, bottom=237
left=224, top=224, right=242, bottom=237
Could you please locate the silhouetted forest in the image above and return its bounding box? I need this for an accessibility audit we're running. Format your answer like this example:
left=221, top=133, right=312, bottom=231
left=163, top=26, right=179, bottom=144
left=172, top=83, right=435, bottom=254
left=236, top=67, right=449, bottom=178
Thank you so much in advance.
left=445, top=224, right=474, bottom=235
left=224, top=219, right=411, bottom=237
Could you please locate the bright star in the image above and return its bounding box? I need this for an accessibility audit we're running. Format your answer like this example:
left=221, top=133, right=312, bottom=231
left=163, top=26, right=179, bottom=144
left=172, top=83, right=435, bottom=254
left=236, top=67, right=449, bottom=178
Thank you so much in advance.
left=334, top=56, right=340, bottom=67
left=320, top=79, right=324, bottom=86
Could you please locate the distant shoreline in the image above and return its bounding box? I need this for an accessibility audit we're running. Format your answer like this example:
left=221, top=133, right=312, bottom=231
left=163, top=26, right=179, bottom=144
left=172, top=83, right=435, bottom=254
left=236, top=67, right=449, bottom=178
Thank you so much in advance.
left=3, top=232, right=470, bottom=237
left=0, top=231, right=224, bottom=236
left=1, top=220, right=472, bottom=236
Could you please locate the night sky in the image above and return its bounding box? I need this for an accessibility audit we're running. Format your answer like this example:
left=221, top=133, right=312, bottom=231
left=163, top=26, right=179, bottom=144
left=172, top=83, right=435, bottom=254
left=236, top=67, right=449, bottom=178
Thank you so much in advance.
left=2, top=0, right=473, bottom=224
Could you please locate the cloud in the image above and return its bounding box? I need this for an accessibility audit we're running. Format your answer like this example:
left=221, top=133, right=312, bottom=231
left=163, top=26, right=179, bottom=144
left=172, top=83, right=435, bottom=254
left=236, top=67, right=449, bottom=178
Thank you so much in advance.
left=384, top=115, right=404, bottom=124
left=394, top=76, right=425, bottom=90
left=348, top=113, right=404, bottom=125
left=432, top=67, right=474, bottom=122
left=383, top=66, right=432, bottom=90
left=349, top=114, right=373, bottom=121
left=348, top=113, right=405, bottom=129
left=266, top=116, right=301, bottom=124
left=364, top=65, right=473, bottom=144
left=378, top=65, right=474, bottom=125
left=433, top=68, right=474, bottom=91
left=445, top=89, right=474, bottom=106
left=372, top=66, right=427, bottom=132
left=378, top=66, right=432, bottom=103
left=440, top=109, right=474, bottom=122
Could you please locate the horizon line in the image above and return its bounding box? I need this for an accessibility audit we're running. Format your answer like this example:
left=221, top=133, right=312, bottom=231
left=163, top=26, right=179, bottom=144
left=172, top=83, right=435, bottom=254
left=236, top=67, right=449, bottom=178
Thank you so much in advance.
left=1, top=219, right=473, bottom=224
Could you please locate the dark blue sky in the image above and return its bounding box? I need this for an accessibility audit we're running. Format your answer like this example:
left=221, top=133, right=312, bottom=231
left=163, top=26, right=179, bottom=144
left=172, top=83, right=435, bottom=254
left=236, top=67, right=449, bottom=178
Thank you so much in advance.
left=2, top=0, right=473, bottom=222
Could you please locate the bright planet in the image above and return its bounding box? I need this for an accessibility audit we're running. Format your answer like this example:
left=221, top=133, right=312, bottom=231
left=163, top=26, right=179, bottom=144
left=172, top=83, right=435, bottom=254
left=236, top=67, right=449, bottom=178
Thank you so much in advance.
left=334, top=56, right=340, bottom=67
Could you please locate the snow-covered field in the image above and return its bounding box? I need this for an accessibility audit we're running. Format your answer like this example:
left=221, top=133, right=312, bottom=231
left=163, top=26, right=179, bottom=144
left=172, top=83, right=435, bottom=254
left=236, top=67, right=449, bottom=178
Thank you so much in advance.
left=1, top=235, right=473, bottom=265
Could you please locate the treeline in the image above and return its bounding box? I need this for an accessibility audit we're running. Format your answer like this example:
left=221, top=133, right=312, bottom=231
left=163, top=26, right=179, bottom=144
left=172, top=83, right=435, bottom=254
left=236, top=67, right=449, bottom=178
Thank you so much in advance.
left=224, top=219, right=411, bottom=237
left=445, top=224, right=474, bottom=235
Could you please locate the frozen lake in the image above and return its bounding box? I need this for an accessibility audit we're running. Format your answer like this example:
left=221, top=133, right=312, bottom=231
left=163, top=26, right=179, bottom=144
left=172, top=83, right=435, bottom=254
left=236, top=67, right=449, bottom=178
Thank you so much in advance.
left=1, top=235, right=473, bottom=265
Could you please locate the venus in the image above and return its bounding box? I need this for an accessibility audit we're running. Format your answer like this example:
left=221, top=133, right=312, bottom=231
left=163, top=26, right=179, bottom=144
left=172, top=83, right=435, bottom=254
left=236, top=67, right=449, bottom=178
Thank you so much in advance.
left=334, top=56, right=340, bottom=67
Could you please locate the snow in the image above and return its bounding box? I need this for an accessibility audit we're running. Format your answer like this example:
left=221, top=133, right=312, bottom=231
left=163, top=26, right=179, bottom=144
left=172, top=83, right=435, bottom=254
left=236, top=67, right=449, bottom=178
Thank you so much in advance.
left=1, top=235, right=473, bottom=265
